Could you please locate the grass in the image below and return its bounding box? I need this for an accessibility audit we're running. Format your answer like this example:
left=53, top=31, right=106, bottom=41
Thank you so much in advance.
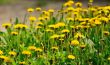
left=0, top=0, right=19, bottom=5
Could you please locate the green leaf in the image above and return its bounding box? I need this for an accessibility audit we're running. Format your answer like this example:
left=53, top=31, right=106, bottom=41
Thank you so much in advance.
left=0, top=36, right=7, bottom=45
left=0, top=31, right=4, bottom=36
left=15, top=17, right=19, bottom=24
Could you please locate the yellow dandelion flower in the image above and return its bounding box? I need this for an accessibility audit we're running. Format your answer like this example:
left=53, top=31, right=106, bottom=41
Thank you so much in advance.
left=59, top=34, right=65, bottom=38
left=75, top=2, right=82, bottom=7
left=80, top=44, right=86, bottom=49
left=71, top=40, right=79, bottom=46
left=81, top=26, right=90, bottom=29
left=38, top=17, right=45, bottom=21
left=68, top=55, right=75, bottom=60
left=48, top=25, right=55, bottom=28
left=19, top=61, right=26, bottom=65
left=59, top=38, right=64, bottom=41
left=27, top=8, right=34, bottom=12
left=66, top=17, right=74, bottom=21
left=99, top=17, right=109, bottom=23
left=22, top=50, right=31, bottom=55
left=80, top=22, right=86, bottom=25
left=50, top=34, right=60, bottom=39
left=0, top=50, right=3, bottom=55
left=36, top=22, right=43, bottom=25
left=29, top=16, right=37, bottom=22
left=28, top=46, right=36, bottom=51
left=35, top=48, right=43, bottom=52
left=68, top=0, right=74, bottom=5
left=82, top=9, right=88, bottom=12
left=0, top=56, right=11, bottom=62
left=67, top=7, right=74, bottom=12
left=11, top=32, right=18, bottom=35
left=36, top=7, right=41, bottom=11
left=55, top=22, right=66, bottom=27
left=64, top=1, right=74, bottom=7
left=42, top=11, right=50, bottom=16
left=2, top=23, right=11, bottom=28
left=89, top=0, right=93, bottom=3
left=70, top=26, right=75, bottom=29
left=94, top=19, right=101, bottom=25
left=51, top=46, right=58, bottom=50
left=48, top=24, right=59, bottom=29
left=0, top=55, right=6, bottom=60
left=64, top=2, right=71, bottom=7
left=75, top=25, right=82, bottom=29
left=43, top=16, right=50, bottom=20
left=45, top=29, right=53, bottom=32
left=3, top=56, right=11, bottom=62
left=61, top=29, right=70, bottom=33
left=108, top=57, right=110, bottom=61
left=0, top=55, right=5, bottom=60
left=74, top=32, right=84, bottom=39
left=14, top=24, right=28, bottom=29
left=9, top=51, right=17, bottom=56
left=73, top=11, right=79, bottom=16
left=48, top=9, right=54, bottom=13
left=103, top=31, right=109, bottom=35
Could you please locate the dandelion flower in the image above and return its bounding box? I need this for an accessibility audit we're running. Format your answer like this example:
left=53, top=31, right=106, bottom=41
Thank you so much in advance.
left=64, top=1, right=74, bottom=7
left=38, top=17, right=45, bottom=21
left=19, top=61, right=26, bottom=65
left=9, top=51, right=17, bottom=56
left=22, top=50, right=31, bottom=55
left=0, top=56, right=11, bottom=62
left=48, top=9, right=54, bottom=13
left=2, top=23, right=11, bottom=29
left=66, top=17, right=74, bottom=21
left=64, top=2, right=71, bottom=7
left=36, top=22, right=43, bottom=25
left=55, top=22, right=66, bottom=27
left=28, top=46, right=36, bottom=51
left=14, top=24, right=28, bottom=29
left=66, top=7, right=74, bottom=12
left=74, top=32, right=85, bottom=39
left=11, top=32, right=18, bottom=35
left=35, top=48, right=43, bottom=52
left=80, top=44, right=86, bottom=49
left=59, top=34, right=65, bottom=38
left=42, top=11, right=50, bottom=16
left=51, top=46, right=58, bottom=50
left=71, top=40, right=79, bottom=46
left=27, top=8, right=34, bottom=12
left=45, top=29, right=53, bottom=32
left=36, top=7, right=41, bottom=11
left=89, top=0, right=93, bottom=3
left=0, top=50, right=3, bottom=55
left=68, top=55, right=75, bottom=60
left=103, top=31, right=109, bottom=35
left=94, top=19, right=101, bottom=25
left=29, top=16, right=37, bottom=22
left=50, top=34, right=60, bottom=39
left=75, top=2, right=82, bottom=7
left=61, top=29, right=70, bottom=33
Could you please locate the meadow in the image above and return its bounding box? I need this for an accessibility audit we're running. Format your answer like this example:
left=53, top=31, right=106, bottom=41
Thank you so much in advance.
left=0, top=0, right=110, bottom=65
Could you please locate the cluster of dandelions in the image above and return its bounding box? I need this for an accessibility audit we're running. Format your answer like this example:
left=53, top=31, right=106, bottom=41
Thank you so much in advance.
left=1, top=0, right=110, bottom=65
